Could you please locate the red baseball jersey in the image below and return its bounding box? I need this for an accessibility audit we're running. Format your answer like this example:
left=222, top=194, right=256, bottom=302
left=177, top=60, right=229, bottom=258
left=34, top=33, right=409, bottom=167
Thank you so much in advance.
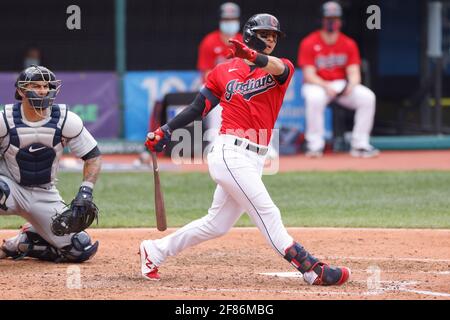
left=197, top=30, right=244, bottom=72
left=297, top=30, right=361, bottom=81
left=204, top=58, right=295, bottom=145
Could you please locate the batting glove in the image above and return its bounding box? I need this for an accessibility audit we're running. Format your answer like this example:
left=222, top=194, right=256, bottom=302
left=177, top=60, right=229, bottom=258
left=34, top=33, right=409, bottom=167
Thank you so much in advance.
left=226, top=39, right=258, bottom=62
left=145, top=124, right=171, bottom=152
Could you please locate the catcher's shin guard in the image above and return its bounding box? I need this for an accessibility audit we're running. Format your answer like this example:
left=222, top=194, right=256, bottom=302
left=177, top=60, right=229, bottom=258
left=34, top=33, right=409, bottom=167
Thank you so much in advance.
left=2, top=223, right=61, bottom=261
left=61, top=231, right=99, bottom=263
left=0, top=179, right=11, bottom=211
left=1, top=224, right=98, bottom=263
left=284, top=242, right=350, bottom=286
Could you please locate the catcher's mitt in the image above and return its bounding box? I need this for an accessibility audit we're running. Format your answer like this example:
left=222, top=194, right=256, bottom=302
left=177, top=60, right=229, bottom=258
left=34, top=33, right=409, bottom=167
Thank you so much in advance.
left=51, top=186, right=99, bottom=236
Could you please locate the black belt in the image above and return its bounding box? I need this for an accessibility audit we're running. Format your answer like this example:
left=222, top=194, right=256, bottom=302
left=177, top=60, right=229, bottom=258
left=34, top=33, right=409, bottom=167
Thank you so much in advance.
left=234, top=139, right=268, bottom=156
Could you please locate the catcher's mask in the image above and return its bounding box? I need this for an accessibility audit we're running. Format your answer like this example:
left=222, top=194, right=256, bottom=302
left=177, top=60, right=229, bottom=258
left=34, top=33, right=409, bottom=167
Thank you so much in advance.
left=15, top=65, right=61, bottom=109
left=243, top=13, right=285, bottom=52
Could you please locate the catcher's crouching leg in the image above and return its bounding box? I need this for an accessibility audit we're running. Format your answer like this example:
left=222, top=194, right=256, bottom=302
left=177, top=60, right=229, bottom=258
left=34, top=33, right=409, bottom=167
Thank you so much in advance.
left=284, top=242, right=351, bottom=286
left=1, top=224, right=98, bottom=263
left=62, top=231, right=99, bottom=263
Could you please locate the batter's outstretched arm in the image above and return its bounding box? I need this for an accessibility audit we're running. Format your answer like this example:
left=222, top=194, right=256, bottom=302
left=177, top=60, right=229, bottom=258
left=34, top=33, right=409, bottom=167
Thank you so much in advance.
left=226, top=39, right=289, bottom=82
left=261, top=55, right=286, bottom=76
left=165, top=91, right=219, bottom=131
left=261, top=56, right=290, bottom=84
left=145, top=92, right=217, bottom=153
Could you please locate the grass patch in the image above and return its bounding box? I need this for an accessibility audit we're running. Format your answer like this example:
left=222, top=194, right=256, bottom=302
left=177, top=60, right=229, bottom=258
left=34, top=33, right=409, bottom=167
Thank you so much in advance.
left=1, top=171, right=449, bottom=229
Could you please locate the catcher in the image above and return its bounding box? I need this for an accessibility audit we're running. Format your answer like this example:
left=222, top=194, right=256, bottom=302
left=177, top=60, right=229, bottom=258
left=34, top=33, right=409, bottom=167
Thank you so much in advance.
left=0, top=65, right=100, bottom=263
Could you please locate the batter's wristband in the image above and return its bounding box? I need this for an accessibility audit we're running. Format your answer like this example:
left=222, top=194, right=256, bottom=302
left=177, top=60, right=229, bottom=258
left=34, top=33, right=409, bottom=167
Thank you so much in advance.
left=253, top=53, right=269, bottom=68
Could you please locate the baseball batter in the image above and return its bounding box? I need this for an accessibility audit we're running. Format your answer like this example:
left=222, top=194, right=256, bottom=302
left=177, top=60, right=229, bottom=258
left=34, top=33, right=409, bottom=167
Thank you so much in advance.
left=298, top=1, right=379, bottom=158
left=141, top=14, right=350, bottom=286
left=0, top=65, right=100, bottom=262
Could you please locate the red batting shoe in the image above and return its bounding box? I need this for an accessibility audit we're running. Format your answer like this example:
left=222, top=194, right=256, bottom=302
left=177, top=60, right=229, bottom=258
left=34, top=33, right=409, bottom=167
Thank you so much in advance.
left=139, top=240, right=161, bottom=281
left=303, top=263, right=351, bottom=286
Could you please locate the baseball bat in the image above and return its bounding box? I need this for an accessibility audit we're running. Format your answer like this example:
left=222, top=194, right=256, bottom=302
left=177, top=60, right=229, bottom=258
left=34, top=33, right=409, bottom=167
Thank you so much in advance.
left=148, top=133, right=167, bottom=231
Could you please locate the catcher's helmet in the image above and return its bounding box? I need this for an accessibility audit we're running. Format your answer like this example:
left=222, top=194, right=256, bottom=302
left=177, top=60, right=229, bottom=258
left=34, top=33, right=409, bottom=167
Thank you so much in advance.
left=321, top=1, right=342, bottom=18
left=15, top=65, right=61, bottom=109
left=243, top=13, right=285, bottom=52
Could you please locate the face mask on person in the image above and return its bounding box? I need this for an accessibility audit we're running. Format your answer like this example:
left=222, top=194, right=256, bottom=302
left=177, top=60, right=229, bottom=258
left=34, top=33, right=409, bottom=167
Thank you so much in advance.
left=220, top=20, right=240, bottom=36
left=322, top=18, right=341, bottom=33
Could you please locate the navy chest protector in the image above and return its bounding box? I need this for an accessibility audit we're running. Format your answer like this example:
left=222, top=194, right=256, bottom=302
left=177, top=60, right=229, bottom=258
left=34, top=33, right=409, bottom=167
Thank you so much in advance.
left=3, top=103, right=65, bottom=186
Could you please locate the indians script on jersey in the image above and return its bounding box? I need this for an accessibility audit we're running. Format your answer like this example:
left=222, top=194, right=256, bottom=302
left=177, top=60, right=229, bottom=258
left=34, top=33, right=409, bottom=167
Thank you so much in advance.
left=224, top=74, right=277, bottom=101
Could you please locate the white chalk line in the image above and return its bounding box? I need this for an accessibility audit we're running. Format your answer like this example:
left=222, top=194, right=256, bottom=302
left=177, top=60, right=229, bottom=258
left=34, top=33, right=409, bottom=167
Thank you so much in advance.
left=156, top=281, right=450, bottom=298
left=261, top=270, right=450, bottom=277
left=377, top=280, right=450, bottom=298
left=259, top=272, right=450, bottom=298
left=338, top=269, right=450, bottom=275
left=398, top=289, right=450, bottom=298
left=320, top=255, right=450, bottom=263
left=332, top=270, right=450, bottom=275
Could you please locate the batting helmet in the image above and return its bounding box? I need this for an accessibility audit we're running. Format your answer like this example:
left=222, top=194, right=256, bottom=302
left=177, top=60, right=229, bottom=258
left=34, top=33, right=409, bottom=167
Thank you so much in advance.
left=15, top=65, right=61, bottom=109
left=243, top=13, right=285, bottom=52
left=321, top=1, right=342, bottom=18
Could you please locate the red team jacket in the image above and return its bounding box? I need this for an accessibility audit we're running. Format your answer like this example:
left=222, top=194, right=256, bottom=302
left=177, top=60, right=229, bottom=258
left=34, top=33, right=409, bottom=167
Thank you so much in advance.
left=297, top=30, right=361, bottom=81
left=204, top=57, right=295, bottom=145
left=197, top=30, right=244, bottom=72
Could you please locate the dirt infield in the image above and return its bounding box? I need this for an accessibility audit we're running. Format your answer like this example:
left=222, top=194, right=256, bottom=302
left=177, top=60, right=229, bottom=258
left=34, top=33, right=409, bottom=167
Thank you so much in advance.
left=60, top=150, right=450, bottom=173
left=1, top=228, right=449, bottom=300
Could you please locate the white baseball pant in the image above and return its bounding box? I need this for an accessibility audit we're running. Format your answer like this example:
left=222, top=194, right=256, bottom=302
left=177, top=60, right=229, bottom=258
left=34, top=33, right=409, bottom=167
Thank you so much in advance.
left=302, top=80, right=376, bottom=152
left=147, top=134, right=294, bottom=266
